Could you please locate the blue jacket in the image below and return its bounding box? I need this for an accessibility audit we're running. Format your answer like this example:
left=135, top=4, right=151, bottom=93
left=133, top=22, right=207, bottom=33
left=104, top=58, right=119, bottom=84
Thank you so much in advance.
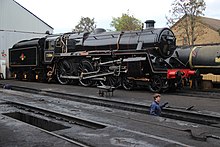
left=150, top=101, right=162, bottom=116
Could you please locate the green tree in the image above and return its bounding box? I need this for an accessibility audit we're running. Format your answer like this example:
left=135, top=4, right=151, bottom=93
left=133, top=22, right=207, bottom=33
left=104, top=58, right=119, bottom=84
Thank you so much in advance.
left=73, top=17, right=96, bottom=32
left=111, top=11, right=142, bottom=31
left=166, top=0, right=206, bottom=45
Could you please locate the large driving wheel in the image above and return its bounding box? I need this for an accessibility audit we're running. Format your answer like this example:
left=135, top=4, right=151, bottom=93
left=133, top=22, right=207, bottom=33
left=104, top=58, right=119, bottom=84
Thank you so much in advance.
left=68, top=59, right=79, bottom=85
left=122, top=76, right=134, bottom=90
left=78, top=60, right=94, bottom=87
left=148, top=75, right=163, bottom=92
left=56, top=60, right=71, bottom=85
left=101, top=75, right=121, bottom=88
left=99, top=65, right=121, bottom=88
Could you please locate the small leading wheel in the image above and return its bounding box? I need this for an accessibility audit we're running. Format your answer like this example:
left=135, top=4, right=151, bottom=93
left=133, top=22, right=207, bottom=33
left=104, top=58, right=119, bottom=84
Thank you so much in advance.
left=78, top=60, right=95, bottom=87
left=56, top=60, right=71, bottom=85
left=148, top=75, right=163, bottom=92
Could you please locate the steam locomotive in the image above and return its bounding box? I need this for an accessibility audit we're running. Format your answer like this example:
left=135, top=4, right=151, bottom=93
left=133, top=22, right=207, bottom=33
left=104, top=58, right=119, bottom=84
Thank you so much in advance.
left=9, top=20, right=196, bottom=92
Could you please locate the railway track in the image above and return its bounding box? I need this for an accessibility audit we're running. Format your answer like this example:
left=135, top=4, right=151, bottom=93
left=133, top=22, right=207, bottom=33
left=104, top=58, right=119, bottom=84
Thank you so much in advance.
left=2, top=84, right=220, bottom=129
left=1, top=98, right=198, bottom=147
left=171, top=88, right=220, bottom=100
left=1, top=99, right=106, bottom=147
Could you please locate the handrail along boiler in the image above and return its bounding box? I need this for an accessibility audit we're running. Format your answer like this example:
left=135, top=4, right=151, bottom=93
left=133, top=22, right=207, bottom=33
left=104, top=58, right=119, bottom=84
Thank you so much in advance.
left=9, top=20, right=196, bottom=92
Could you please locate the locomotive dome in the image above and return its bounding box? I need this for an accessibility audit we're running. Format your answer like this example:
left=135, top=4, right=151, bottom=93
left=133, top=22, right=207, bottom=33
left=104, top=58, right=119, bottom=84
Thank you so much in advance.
left=93, top=28, right=106, bottom=34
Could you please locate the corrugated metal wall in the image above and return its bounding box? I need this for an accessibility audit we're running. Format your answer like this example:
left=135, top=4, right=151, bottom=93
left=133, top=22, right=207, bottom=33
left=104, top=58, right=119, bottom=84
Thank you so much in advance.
left=0, top=0, right=53, bottom=78
left=0, top=0, right=53, bottom=34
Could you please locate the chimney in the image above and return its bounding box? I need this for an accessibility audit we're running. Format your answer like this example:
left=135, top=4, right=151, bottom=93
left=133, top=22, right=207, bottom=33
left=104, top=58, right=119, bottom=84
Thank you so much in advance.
left=145, top=20, right=155, bottom=28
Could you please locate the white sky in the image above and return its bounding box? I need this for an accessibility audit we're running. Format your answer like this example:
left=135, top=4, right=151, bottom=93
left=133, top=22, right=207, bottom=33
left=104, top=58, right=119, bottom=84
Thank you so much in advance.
left=15, top=0, right=220, bottom=33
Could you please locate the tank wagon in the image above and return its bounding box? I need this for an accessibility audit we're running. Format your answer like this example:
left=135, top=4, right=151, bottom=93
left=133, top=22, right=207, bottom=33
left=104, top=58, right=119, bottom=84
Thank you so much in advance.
left=171, top=45, right=220, bottom=75
left=9, top=20, right=196, bottom=92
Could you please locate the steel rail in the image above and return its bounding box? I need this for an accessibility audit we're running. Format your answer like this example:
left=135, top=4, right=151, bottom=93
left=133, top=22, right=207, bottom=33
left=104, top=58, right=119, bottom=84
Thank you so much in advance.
left=2, top=85, right=220, bottom=128
left=1, top=99, right=106, bottom=147
left=1, top=98, right=194, bottom=147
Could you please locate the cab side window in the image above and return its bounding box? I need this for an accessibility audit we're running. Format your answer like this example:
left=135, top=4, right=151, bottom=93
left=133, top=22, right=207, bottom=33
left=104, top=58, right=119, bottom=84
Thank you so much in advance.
left=45, top=40, right=55, bottom=50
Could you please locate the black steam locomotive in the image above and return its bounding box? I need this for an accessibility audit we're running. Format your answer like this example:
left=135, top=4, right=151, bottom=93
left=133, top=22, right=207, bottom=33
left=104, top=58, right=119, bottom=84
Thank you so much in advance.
left=9, top=20, right=196, bottom=92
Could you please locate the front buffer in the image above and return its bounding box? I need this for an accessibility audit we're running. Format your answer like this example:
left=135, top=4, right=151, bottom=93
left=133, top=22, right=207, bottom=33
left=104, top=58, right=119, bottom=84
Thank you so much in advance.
left=167, top=69, right=197, bottom=90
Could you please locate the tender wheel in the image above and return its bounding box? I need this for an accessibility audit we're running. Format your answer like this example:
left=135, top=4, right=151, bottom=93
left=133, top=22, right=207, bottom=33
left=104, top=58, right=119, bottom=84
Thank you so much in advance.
left=122, top=76, right=134, bottom=90
left=27, top=71, right=35, bottom=82
left=37, top=71, right=47, bottom=82
left=78, top=60, right=94, bottom=87
left=149, top=75, right=163, bottom=92
left=16, top=72, right=23, bottom=80
left=56, top=60, right=71, bottom=85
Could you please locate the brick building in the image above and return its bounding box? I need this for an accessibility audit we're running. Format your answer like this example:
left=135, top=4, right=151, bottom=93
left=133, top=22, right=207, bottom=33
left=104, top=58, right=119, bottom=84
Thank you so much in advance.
left=171, top=15, right=220, bottom=46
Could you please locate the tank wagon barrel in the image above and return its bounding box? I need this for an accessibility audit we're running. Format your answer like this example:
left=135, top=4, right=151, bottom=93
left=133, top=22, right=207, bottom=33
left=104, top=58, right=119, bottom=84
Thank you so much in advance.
left=174, top=45, right=220, bottom=74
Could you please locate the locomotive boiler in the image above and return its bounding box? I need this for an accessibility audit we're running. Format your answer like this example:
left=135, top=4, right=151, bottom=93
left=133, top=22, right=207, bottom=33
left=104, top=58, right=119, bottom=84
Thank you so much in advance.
left=9, top=20, right=196, bottom=92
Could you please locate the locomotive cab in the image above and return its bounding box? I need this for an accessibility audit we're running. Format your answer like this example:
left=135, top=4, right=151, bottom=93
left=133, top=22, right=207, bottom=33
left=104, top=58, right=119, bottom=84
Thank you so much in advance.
left=43, top=35, right=58, bottom=64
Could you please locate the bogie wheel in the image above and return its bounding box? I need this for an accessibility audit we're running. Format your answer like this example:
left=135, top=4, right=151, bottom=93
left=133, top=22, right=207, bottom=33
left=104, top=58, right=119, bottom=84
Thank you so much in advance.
left=148, top=75, right=163, bottom=92
left=122, top=76, right=134, bottom=90
left=78, top=60, right=95, bottom=87
left=56, top=60, right=71, bottom=85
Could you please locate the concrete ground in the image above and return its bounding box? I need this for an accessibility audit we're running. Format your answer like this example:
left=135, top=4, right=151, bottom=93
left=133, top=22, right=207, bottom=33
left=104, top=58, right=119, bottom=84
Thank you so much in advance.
left=0, top=80, right=220, bottom=146
left=0, top=79, right=220, bottom=113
